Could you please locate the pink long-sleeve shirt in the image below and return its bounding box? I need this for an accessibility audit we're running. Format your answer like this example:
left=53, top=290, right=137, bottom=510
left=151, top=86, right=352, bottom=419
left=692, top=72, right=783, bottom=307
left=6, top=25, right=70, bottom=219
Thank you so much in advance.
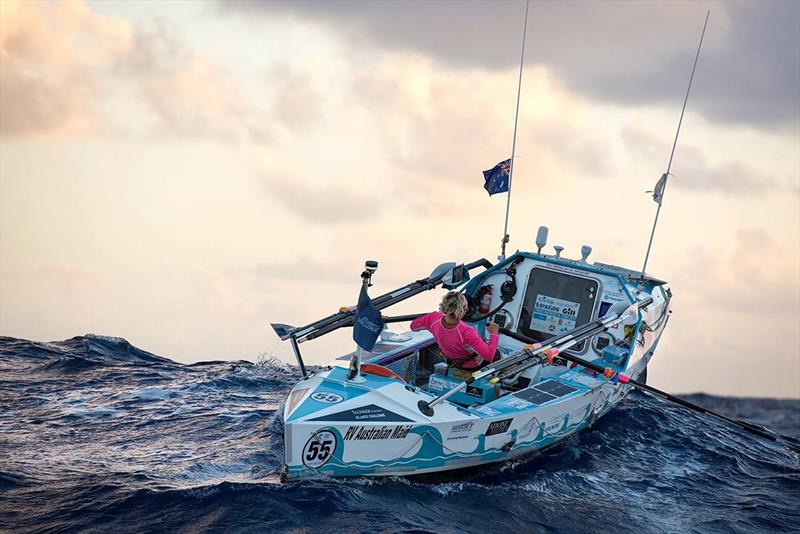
left=410, top=311, right=499, bottom=369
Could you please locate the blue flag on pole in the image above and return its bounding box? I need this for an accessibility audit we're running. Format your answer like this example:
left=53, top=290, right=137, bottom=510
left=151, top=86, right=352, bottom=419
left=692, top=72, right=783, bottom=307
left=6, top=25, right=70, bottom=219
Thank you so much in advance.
left=353, top=284, right=384, bottom=352
left=483, top=158, right=512, bottom=196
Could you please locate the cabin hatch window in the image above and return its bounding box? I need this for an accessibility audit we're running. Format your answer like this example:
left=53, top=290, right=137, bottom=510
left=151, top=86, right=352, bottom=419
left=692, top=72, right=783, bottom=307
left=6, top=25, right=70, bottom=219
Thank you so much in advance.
left=519, top=267, right=599, bottom=352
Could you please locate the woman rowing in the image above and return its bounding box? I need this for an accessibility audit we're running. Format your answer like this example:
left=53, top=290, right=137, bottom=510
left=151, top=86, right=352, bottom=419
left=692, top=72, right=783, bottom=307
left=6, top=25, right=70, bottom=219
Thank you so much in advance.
left=410, top=291, right=500, bottom=370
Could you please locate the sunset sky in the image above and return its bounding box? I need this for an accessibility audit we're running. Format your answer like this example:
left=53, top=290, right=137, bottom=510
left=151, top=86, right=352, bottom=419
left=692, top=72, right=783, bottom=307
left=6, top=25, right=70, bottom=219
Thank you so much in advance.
left=1, top=0, right=798, bottom=398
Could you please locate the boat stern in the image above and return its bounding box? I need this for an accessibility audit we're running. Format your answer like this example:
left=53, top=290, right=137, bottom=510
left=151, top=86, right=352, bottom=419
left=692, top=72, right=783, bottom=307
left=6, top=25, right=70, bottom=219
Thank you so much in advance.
left=282, top=366, right=448, bottom=479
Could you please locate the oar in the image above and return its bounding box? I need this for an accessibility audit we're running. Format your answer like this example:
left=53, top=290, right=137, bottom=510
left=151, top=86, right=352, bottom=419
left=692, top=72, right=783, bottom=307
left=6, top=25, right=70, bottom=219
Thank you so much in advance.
left=382, top=313, right=426, bottom=324
left=417, top=300, right=645, bottom=416
left=502, top=329, right=800, bottom=454
left=297, top=258, right=493, bottom=343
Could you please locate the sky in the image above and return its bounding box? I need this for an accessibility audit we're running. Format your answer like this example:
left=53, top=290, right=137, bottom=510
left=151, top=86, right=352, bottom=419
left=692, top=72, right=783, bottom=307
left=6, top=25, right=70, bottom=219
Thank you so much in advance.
left=0, top=0, right=798, bottom=398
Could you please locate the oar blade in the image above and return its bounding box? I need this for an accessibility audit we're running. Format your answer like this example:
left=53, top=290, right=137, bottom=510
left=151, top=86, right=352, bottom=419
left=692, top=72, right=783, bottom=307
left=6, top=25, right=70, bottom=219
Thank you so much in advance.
left=270, top=323, right=296, bottom=340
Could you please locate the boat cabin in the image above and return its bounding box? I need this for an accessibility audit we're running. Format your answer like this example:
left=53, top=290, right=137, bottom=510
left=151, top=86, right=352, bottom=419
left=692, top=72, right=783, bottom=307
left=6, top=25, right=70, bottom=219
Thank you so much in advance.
left=351, top=250, right=667, bottom=408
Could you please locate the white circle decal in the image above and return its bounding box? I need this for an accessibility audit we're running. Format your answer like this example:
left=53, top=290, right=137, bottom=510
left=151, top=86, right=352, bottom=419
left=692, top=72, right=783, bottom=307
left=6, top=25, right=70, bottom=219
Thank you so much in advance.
left=302, top=430, right=337, bottom=468
left=310, top=391, right=344, bottom=404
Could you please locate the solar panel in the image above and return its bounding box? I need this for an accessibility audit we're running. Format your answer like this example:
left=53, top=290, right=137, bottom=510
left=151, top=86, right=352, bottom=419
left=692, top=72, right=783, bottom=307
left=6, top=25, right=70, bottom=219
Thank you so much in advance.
left=535, top=380, right=578, bottom=397
left=513, top=380, right=578, bottom=406
left=514, top=388, right=557, bottom=405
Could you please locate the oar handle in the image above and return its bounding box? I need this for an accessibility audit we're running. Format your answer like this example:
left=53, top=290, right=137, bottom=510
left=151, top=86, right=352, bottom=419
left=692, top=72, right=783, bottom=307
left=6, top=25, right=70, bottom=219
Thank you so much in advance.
left=383, top=313, right=426, bottom=324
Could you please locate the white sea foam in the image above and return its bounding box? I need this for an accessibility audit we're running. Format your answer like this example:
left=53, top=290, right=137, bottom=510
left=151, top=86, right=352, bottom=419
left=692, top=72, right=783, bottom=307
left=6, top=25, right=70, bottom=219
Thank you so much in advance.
left=86, top=334, right=127, bottom=344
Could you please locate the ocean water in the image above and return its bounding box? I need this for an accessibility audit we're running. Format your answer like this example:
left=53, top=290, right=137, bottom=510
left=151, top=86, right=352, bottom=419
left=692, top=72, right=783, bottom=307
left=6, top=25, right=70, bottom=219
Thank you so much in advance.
left=1, top=334, right=798, bottom=533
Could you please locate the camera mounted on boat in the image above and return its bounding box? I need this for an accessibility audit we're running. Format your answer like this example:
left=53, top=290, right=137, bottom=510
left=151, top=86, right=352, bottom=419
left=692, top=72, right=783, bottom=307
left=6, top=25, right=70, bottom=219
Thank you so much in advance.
left=361, top=260, right=379, bottom=286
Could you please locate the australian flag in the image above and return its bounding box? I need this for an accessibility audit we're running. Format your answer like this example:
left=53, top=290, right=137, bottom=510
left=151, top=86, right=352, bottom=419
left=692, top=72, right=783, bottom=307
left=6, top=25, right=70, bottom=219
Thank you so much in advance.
left=483, top=158, right=512, bottom=196
left=353, top=284, right=384, bottom=352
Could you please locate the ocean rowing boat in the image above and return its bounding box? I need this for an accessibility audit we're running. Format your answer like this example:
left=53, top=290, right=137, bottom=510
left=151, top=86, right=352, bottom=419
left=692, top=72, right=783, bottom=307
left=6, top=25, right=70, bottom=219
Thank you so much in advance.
left=272, top=237, right=671, bottom=480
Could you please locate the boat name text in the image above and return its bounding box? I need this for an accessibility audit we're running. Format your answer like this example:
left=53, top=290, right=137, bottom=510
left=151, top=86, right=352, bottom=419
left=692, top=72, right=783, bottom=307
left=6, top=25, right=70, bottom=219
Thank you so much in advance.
left=344, top=425, right=413, bottom=441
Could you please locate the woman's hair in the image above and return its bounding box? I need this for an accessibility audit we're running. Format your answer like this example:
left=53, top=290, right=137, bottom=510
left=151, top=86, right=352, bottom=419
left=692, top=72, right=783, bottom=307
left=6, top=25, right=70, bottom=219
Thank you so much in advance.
left=439, top=291, right=468, bottom=319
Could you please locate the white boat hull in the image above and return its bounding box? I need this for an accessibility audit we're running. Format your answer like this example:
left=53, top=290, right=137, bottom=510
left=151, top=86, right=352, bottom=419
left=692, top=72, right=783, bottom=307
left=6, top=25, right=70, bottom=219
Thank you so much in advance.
left=281, top=254, right=671, bottom=479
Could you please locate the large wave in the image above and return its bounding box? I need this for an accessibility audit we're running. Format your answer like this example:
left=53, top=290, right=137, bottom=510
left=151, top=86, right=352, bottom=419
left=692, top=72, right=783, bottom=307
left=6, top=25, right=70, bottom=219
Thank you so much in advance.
left=0, top=335, right=797, bottom=533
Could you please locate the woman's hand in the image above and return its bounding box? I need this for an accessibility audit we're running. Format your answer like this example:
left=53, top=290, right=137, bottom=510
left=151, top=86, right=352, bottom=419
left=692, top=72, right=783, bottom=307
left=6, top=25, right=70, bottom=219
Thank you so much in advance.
left=486, top=322, right=500, bottom=335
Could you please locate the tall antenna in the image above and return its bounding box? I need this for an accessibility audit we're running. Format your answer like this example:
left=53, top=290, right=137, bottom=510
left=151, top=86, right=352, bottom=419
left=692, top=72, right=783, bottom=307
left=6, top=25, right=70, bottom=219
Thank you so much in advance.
left=499, top=0, right=530, bottom=261
left=641, top=10, right=710, bottom=276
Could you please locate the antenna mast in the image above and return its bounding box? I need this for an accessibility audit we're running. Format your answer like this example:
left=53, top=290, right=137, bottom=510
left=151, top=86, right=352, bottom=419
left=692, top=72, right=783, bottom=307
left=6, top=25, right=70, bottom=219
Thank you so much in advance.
left=641, top=10, right=710, bottom=276
left=499, top=0, right=530, bottom=261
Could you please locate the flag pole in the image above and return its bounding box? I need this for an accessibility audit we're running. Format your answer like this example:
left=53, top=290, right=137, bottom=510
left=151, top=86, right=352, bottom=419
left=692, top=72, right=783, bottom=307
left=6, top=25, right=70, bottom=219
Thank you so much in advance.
left=347, top=261, right=379, bottom=382
left=499, top=0, right=530, bottom=261
left=641, top=10, right=709, bottom=276
left=347, top=277, right=370, bottom=382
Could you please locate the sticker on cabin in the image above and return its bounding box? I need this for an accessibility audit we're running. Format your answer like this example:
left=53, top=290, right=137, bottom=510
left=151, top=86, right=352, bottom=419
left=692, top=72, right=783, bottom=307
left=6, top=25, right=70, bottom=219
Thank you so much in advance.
left=531, top=295, right=580, bottom=335
left=302, top=430, right=336, bottom=468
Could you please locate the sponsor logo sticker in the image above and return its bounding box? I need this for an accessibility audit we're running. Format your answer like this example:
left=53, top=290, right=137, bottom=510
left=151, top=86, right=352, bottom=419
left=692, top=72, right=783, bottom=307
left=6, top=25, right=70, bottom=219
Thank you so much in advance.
left=544, top=417, right=563, bottom=434
left=428, top=376, right=447, bottom=391
left=485, top=418, right=513, bottom=436
left=532, top=294, right=580, bottom=335
left=466, top=386, right=483, bottom=398
left=447, top=421, right=475, bottom=441
left=309, top=404, right=413, bottom=422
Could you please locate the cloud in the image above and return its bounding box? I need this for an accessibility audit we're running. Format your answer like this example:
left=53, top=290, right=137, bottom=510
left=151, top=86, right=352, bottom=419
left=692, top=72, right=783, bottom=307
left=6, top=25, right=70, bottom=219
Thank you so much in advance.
left=119, top=22, right=271, bottom=143
left=251, top=57, right=622, bottom=223
left=220, top=0, right=800, bottom=130
left=265, top=64, right=325, bottom=132
left=0, top=0, right=131, bottom=137
left=673, top=227, right=800, bottom=317
left=0, top=1, right=270, bottom=143
left=349, top=58, right=614, bottom=184
left=659, top=226, right=799, bottom=396
left=236, top=257, right=354, bottom=285
left=261, top=178, right=383, bottom=225
left=621, top=126, right=781, bottom=195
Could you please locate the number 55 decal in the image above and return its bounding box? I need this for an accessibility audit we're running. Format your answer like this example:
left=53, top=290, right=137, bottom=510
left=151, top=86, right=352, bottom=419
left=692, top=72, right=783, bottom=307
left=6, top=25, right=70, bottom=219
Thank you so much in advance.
left=310, top=392, right=344, bottom=404
left=302, top=430, right=337, bottom=468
